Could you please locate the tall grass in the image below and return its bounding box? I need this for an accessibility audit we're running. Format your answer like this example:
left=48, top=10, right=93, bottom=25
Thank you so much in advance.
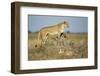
left=28, top=32, right=88, bottom=60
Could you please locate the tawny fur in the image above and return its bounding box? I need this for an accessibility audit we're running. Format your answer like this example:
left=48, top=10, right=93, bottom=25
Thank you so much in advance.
left=35, top=21, right=69, bottom=47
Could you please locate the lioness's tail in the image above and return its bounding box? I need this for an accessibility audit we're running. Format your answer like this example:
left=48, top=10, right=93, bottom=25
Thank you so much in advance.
left=35, top=32, right=41, bottom=48
left=38, top=32, right=41, bottom=41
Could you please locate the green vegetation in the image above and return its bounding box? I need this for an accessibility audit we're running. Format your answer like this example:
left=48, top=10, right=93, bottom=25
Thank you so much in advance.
left=28, top=32, right=88, bottom=60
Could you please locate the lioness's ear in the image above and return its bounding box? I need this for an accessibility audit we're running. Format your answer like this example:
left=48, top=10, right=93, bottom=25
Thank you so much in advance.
left=63, top=21, right=67, bottom=24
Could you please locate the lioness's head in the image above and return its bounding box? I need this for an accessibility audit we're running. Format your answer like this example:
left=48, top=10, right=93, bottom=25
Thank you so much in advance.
left=62, top=21, right=69, bottom=28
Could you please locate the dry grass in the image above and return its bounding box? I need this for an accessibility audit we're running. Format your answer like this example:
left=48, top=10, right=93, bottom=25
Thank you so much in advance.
left=28, top=32, right=88, bottom=60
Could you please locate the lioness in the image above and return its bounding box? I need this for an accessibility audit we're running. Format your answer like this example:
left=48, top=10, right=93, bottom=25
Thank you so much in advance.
left=35, top=21, right=69, bottom=47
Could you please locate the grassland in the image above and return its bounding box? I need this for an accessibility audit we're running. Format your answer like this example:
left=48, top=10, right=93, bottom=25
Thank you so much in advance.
left=28, top=32, right=88, bottom=60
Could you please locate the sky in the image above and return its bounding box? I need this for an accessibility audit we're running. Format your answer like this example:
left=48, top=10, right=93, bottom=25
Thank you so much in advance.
left=28, top=15, right=88, bottom=33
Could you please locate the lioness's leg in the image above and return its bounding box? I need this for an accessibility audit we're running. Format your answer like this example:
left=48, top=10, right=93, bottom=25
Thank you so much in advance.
left=41, top=33, right=48, bottom=45
left=56, top=33, right=61, bottom=46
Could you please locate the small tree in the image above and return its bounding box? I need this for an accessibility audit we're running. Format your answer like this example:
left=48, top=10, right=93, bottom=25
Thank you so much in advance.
left=67, top=31, right=70, bottom=33
left=28, top=30, right=32, bottom=33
